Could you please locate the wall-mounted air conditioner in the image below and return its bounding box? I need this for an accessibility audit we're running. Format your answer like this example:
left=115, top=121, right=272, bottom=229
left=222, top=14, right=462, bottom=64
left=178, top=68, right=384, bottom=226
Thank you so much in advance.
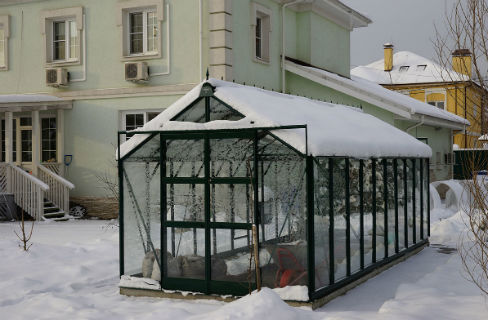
left=46, top=68, right=69, bottom=87
left=125, top=62, right=149, bottom=82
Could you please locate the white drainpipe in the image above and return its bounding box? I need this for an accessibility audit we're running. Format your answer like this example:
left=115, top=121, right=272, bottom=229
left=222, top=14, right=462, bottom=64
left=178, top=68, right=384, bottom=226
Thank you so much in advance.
left=406, top=115, right=425, bottom=135
left=150, top=3, right=172, bottom=77
left=70, top=14, right=87, bottom=82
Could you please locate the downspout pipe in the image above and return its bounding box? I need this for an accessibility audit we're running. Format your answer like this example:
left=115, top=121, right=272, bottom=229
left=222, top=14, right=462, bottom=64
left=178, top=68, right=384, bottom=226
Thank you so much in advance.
left=70, top=13, right=87, bottom=82
left=406, top=115, right=425, bottom=135
left=282, top=0, right=309, bottom=93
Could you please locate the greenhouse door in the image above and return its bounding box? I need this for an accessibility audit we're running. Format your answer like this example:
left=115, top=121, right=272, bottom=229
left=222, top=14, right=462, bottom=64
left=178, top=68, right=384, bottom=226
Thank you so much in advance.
left=162, top=132, right=257, bottom=296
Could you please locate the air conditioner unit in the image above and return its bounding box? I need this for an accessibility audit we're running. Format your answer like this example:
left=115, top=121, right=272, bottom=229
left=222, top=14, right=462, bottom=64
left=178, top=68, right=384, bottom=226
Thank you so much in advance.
left=125, top=62, right=149, bottom=82
left=46, top=68, right=68, bottom=87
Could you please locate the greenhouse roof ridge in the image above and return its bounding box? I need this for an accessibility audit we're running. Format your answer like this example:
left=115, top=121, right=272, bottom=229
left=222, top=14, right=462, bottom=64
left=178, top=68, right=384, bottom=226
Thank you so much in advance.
left=118, top=79, right=432, bottom=159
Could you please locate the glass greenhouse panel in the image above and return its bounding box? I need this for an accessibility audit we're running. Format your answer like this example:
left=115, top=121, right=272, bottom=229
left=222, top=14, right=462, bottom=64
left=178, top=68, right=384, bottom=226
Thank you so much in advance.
left=387, top=159, right=396, bottom=256
left=423, top=159, right=429, bottom=238
left=166, top=184, right=204, bottom=222
left=166, top=139, right=204, bottom=177
left=211, top=184, right=252, bottom=223
left=209, top=98, right=244, bottom=121
left=363, top=160, right=374, bottom=266
left=376, top=159, right=385, bottom=260
left=122, top=145, right=161, bottom=280
left=166, top=228, right=205, bottom=280
left=172, top=98, right=206, bottom=123
left=210, top=138, right=254, bottom=177
left=406, top=159, right=414, bottom=246
left=415, top=159, right=422, bottom=243
left=349, top=159, right=361, bottom=274
left=333, top=158, right=347, bottom=280
left=211, top=229, right=255, bottom=283
left=124, top=134, right=160, bottom=162
left=258, top=134, right=308, bottom=289
left=397, top=160, right=405, bottom=251
left=314, top=158, right=330, bottom=290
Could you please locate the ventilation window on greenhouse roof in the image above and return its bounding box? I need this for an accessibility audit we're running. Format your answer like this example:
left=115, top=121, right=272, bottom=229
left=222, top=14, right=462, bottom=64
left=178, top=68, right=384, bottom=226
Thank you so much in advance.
left=171, top=95, right=244, bottom=123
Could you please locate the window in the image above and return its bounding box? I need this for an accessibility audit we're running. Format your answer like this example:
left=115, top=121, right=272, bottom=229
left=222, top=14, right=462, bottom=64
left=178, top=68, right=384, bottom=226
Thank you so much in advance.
left=41, top=7, right=83, bottom=65
left=122, top=111, right=160, bottom=140
left=399, top=66, right=410, bottom=72
left=52, top=20, right=78, bottom=61
left=0, top=15, right=10, bottom=70
left=42, top=117, right=57, bottom=162
left=428, top=101, right=445, bottom=110
left=416, top=64, right=427, bottom=71
left=252, top=3, right=271, bottom=63
left=118, top=1, right=163, bottom=59
left=128, top=10, right=158, bottom=55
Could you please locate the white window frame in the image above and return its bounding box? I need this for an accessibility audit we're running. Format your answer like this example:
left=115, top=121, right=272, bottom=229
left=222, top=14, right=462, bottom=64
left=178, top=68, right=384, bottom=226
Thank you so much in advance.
left=51, top=19, right=78, bottom=63
left=127, top=9, right=158, bottom=56
left=41, top=7, right=83, bottom=67
left=0, top=15, right=10, bottom=71
left=251, top=3, right=271, bottom=64
left=121, top=110, right=161, bottom=140
left=117, top=0, right=164, bottom=61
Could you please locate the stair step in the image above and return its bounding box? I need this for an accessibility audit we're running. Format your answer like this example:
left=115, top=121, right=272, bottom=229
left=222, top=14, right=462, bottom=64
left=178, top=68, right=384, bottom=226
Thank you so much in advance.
left=42, top=215, right=69, bottom=222
left=44, top=206, right=61, bottom=213
left=43, top=210, right=65, bottom=218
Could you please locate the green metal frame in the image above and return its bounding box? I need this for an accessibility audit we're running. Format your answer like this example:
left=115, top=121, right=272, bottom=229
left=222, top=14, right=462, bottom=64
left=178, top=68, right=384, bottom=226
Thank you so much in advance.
left=117, top=82, right=432, bottom=302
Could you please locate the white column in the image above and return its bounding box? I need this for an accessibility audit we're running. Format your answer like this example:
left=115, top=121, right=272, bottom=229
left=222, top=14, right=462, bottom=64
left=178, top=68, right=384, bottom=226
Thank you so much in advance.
left=5, top=112, right=13, bottom=163
left=57, top=109, right=64, bottom=176
left=5, top=112, right=13, bottom=193
left=32, top=110, right=40, bottom=176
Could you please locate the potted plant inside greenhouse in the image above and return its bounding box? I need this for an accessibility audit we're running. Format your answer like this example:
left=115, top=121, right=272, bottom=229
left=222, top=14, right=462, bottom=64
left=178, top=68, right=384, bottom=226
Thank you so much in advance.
left=117, top=79, right=430, bottom=308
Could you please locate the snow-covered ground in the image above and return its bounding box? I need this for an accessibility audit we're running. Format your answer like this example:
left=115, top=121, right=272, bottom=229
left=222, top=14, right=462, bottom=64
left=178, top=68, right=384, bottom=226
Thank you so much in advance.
left=0, top=205, right=486, bottom=319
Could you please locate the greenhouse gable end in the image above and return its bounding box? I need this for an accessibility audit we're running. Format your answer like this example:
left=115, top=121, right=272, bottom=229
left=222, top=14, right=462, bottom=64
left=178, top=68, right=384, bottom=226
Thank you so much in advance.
left=117, top=80, right=431, bottom=306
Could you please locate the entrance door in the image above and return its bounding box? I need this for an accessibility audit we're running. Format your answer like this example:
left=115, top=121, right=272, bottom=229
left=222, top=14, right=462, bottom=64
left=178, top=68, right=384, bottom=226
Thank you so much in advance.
left=161, top=132, right=257, bottom=296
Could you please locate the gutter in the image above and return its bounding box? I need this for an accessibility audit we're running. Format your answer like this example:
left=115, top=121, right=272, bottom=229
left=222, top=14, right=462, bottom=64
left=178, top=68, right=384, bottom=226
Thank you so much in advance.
left=406, top=115, right=424, bottom=135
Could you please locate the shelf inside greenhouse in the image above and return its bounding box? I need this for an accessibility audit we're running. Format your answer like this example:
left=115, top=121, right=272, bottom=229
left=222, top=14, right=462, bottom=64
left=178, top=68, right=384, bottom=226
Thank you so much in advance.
left=117, top=79, right=431, bottom=304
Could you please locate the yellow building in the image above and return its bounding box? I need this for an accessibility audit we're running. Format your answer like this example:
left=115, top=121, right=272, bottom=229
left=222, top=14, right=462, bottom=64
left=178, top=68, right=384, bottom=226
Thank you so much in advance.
left=352, top=45, right=487, bottom=148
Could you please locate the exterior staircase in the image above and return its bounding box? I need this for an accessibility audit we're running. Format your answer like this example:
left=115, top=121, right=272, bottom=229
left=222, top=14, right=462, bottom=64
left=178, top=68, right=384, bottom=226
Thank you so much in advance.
left=43, top=199, right=69, bottom=221
left=0, top=163, right=74, bottom=221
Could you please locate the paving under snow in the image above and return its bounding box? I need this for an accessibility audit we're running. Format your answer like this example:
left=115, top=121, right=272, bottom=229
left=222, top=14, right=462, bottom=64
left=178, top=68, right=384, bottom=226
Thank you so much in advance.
left=0, top=198, right=486, bottom=319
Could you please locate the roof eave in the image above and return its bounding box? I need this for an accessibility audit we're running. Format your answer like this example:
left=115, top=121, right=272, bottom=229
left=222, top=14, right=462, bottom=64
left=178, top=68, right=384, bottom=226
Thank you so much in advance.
left=0, top=100, right=73, bottom=112
left=285, top=61, right=413, bottom=119
left=409, top=114, right=468, bottom=130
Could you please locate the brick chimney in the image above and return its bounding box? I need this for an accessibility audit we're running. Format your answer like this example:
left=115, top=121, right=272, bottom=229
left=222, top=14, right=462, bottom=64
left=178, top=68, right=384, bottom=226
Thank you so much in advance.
left=452, top=49, right=472, bottom=78
left=384, top=43, right=394, bottom=72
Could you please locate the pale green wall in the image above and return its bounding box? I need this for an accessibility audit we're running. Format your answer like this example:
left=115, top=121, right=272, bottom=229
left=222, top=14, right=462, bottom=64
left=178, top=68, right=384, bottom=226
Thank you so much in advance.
left=231, top=0, right=352, bottom=90
left=64, top=94, right=181, bottom=197
left=0, top=0, right=201, bottom=94
left=310, top=12, right=350, bottom=77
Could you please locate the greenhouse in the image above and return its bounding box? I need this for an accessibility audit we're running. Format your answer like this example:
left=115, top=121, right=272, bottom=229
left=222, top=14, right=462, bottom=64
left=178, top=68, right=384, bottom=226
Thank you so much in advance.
left=117, top=79, right=431, bottom=304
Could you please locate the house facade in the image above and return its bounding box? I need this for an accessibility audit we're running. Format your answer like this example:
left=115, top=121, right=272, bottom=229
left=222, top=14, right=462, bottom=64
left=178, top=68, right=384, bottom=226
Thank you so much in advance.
left=352, top=45, right=487, bottom=149
left=0, top=0, right=466, bottom=220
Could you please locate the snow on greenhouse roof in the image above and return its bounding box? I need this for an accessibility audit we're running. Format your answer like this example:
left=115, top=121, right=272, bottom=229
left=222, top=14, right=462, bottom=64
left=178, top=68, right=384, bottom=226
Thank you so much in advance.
left=119, top=79, right=432, bottom=159
left=351, top=51, right=469, bottom=85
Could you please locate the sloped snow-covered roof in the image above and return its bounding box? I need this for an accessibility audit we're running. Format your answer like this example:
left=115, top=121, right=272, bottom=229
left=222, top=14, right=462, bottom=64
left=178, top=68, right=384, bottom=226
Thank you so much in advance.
left=119, top=79, right=431, bottom=159
left=351, top=51, right=469, bottom=85
left=284, top=60, right=469, bottom=128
